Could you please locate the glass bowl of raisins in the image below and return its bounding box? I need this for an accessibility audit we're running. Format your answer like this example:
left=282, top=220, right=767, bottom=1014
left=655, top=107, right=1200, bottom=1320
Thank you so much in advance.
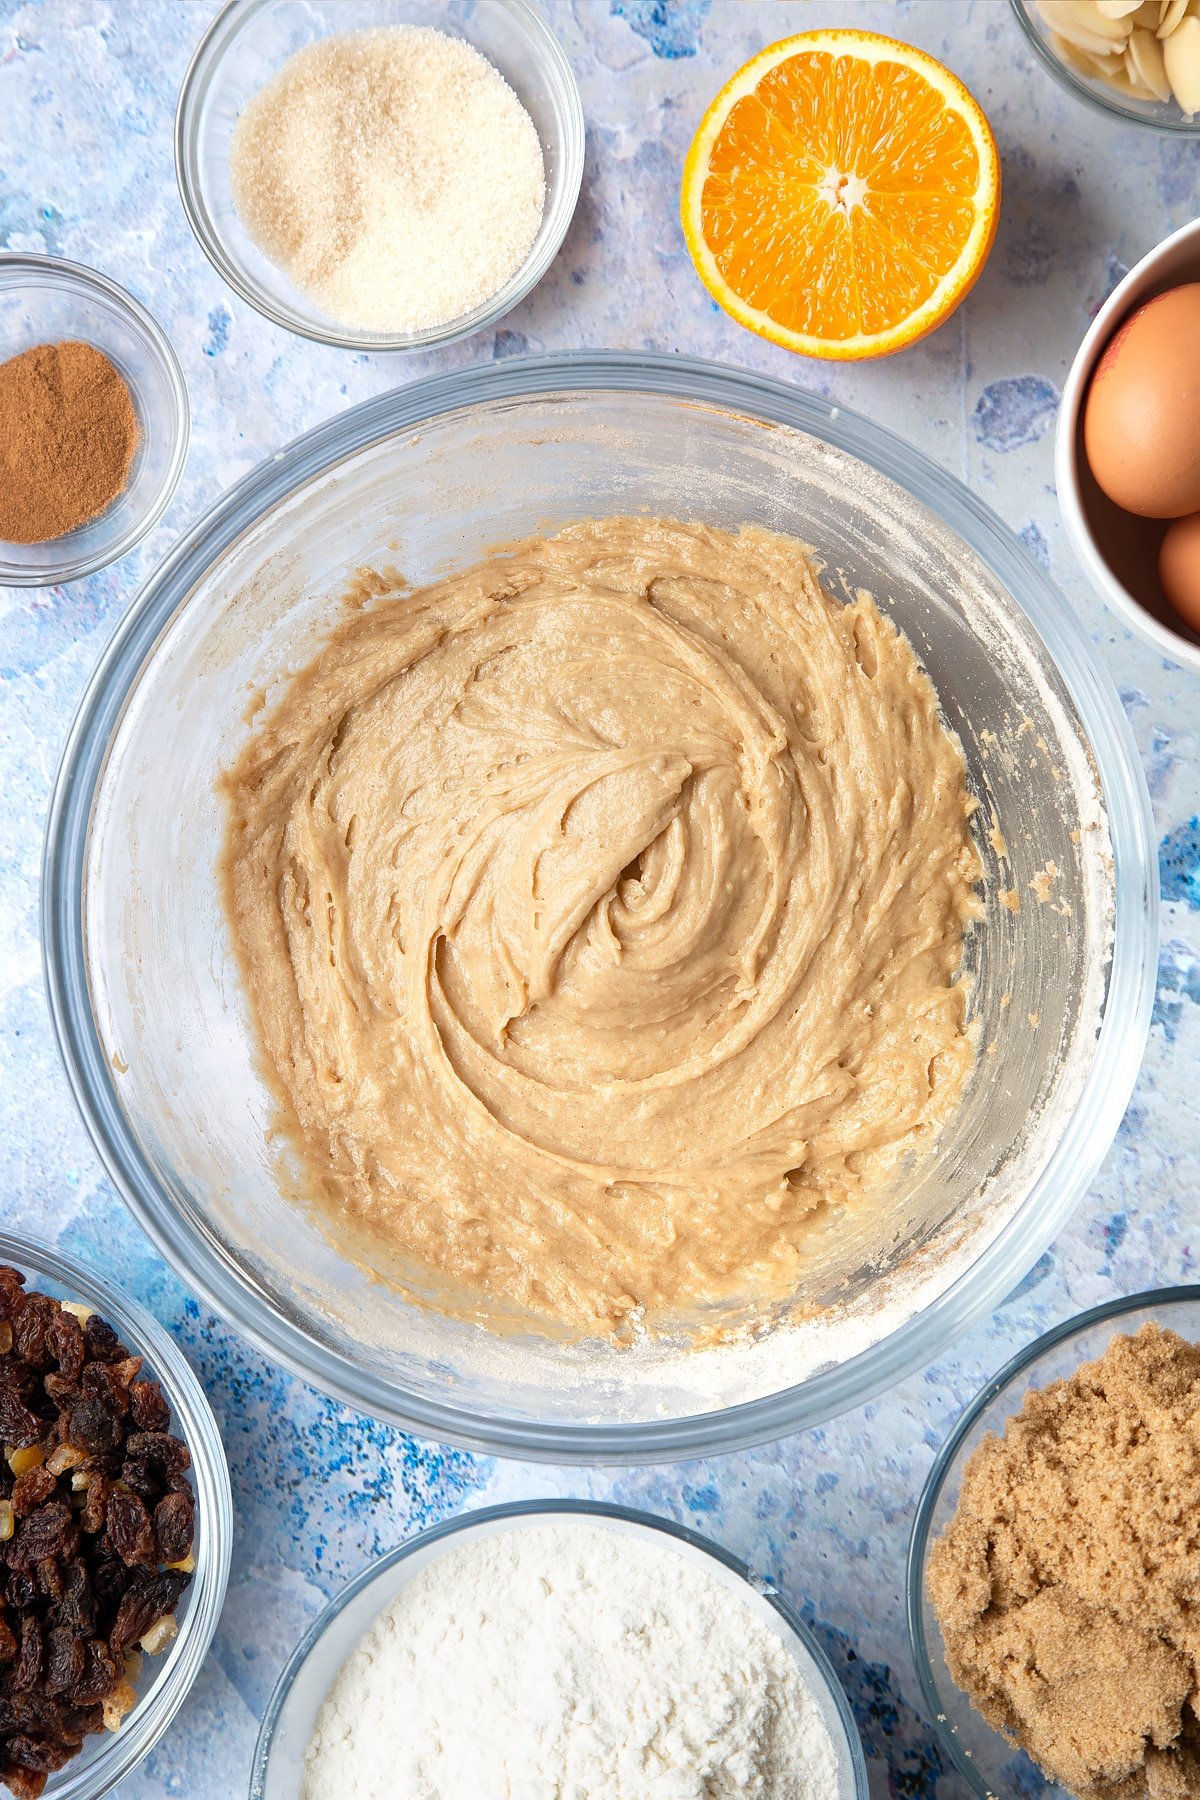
left=0, top=1235, right=231, bottom=1799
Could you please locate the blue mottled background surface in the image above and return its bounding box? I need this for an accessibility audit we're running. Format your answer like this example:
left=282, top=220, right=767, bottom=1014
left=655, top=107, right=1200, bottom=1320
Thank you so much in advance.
left=1, top=1, right=1198, bottom=1794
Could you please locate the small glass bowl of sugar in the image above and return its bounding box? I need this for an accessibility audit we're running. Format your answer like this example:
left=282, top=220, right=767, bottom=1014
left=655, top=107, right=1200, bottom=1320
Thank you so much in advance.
left=175, top=0, right=584, bottom=353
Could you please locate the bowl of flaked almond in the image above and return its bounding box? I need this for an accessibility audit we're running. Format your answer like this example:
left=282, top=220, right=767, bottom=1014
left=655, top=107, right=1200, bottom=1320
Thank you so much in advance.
left=1013, top=0, right=1200, bottom=131
left=175, top=0, right=584, bottom=351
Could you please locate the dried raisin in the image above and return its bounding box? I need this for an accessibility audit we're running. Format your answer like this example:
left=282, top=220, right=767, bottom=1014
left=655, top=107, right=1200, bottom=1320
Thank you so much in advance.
left=124, top=1431, right=190, bottom=1485
left=2, top=1735, right=74, bottom=1774
left=0, top=1696, right=64, bottom=1735
left=0, top=1357, right=39, bottom=1402
left=117, top=1458, right=159, bottom=1505
left=66, top=1396, right=122, bottom=1458
left=108, top=1569, right=188, bottom=1658
left=111, top=1356, right=142, bottom=1393
left=10, top=1618, right=43, bottom=1693
left=0, top=1265, right=27, bottom=1322
left=0, top=1756, right=47, bottom=1799
left=66, top=1638, right=119, bottom=1707
left=49, top=1564, right=94, bottom=1640
left=128, top=1379, right=170, bottom=1433
left=81, top=1359, right=137, bottom=1417
left=40, top=1374, right=78, bottom=1409
left=41, top=1629, right=85, bottom=1699
left=4, top=1571, right=36, bottom=1615
left=9, top=1471, right=55, bottom=1518
left=153, top=1491, right=194, bottom=1565
left=9, top=1505, right=77, bottom=1573
left=0, top=1393, right=44, bottom=1453
left=46, top=1312, right=84, bottom=1386
left=11, top=1299, right=56, bottom=1371
left=87, top=1549, right=126, bottom=1630
left=32, top=1563, right=63, bottom=1604
left=81, top=1316, right=121, bottom=1364
left=107, top=1491, right=156, bottom=1568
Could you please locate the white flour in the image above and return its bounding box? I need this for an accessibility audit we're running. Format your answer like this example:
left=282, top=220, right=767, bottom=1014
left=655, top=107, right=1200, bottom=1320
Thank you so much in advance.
left=301, top=1519, right=842, bottom=1800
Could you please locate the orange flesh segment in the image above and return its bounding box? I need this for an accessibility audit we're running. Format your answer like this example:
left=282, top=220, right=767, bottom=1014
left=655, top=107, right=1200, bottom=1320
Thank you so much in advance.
left=700, top=52, right=983, bottom=342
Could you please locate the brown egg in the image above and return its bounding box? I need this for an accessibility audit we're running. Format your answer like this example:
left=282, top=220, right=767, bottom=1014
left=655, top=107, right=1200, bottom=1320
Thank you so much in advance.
left=1158, top=510, right=1200, bottom=635
left=1083, top=282, right=1200, bottom=519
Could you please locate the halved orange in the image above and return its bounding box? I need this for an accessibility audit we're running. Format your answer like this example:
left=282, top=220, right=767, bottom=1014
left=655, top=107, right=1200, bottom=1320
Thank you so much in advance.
left=681, top=30, right=1001, bottom=360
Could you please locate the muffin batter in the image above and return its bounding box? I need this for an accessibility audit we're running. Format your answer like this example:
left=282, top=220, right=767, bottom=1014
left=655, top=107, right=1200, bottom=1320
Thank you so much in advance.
left=223, top=518, right=980, bottom=1337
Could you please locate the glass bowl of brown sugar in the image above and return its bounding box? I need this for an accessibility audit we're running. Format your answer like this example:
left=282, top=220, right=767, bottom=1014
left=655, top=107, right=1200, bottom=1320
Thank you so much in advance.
left=0, top=255, right=189, bottom=587
left=908, top=1287, right=1200, bottom=1800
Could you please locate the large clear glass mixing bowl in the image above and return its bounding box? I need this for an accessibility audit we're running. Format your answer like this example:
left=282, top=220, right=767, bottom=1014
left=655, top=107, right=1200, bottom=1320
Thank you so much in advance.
left=42, top=354, right=1156, bottom=1462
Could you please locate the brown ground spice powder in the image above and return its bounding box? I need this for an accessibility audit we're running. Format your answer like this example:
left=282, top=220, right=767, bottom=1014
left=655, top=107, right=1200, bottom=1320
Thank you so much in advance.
left=0, top=339, right=139, bottom=544
left=928, top=1324, right=1200, bottom=1800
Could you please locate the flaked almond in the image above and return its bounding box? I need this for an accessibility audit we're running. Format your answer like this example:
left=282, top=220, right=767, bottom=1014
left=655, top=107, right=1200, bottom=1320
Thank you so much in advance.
left=1127, top=23, right=1174, bottom=93
left=1163, top=10, right=1200, bottom=102
left=1158, top=0, right=1190, bottom=37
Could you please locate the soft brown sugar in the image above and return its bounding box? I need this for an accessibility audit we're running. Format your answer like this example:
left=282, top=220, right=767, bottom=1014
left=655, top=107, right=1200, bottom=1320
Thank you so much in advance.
left=928, top=1324, right=1200, bottom=1800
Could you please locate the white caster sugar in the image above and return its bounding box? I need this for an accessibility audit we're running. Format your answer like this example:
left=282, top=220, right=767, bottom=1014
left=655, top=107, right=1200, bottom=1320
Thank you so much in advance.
left=230, top=26, right=546, bottom=335
left=301, top=1518, right=842, bottom=1800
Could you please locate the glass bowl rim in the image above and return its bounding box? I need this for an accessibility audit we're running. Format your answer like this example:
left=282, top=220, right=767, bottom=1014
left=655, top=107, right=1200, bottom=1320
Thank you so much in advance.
left=173, top=0, right=586, bottom=352
left=906, top=1283, right=1200, bottom=1799
left=0, top=1228, right=233, bottom=1799
left=249, top=1496, right=869, bottom=1800
left=1008, top=0, right=1200, bottom=135
left=0, top=251, right=190, bottom=588
left=40, top=348, right=1158, bottom=1465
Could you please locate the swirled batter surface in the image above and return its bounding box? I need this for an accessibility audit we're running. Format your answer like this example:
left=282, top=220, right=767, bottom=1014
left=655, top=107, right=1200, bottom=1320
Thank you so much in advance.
left=223, top=519, right=980, bottom=1338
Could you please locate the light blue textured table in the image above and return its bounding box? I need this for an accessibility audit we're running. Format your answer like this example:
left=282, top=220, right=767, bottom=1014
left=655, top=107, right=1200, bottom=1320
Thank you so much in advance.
left=1, top=1, right=1198, bottom=1793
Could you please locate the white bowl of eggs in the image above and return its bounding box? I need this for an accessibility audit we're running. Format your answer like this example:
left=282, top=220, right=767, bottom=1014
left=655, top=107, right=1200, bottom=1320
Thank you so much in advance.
left=1057, top=213, right=1200, bottom=671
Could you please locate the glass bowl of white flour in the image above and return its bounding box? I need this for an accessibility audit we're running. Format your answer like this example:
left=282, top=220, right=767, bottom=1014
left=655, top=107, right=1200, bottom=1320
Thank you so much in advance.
left=249, top=1500, right=868, bottom=1800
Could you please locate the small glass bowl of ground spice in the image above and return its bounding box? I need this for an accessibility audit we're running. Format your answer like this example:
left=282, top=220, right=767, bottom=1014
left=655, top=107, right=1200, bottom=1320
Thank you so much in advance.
left=0, top=1233, right=230, bottom=1799
left=175, top=0, right=583, bottom=352
left=908, top=1287, right=1200, bottom=1800
left=0, top=256, right=189, bottom=588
